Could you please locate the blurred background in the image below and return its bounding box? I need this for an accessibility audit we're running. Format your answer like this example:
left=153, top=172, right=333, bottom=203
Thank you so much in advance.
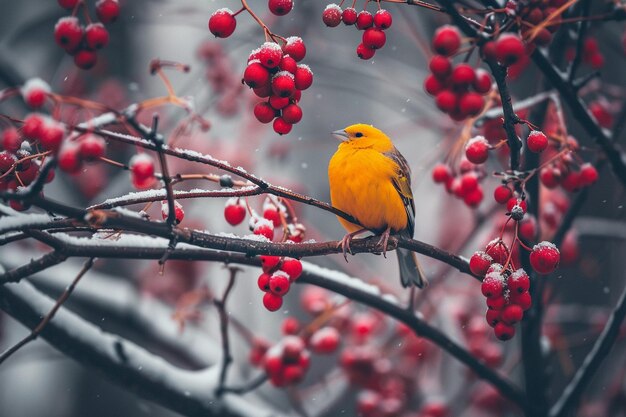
left=0, top=1, right=625, bottom=416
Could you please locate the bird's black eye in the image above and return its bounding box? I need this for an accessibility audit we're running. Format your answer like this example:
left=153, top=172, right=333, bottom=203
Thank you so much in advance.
left=355, top=132, right=363, bottom=138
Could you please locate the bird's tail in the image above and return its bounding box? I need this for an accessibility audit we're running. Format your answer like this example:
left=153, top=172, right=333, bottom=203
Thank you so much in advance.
left=397, top=248, right=427, bottom=288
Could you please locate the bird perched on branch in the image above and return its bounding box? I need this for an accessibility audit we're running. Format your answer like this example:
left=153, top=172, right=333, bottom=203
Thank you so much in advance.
left=328, top=123, right=426, bottom=288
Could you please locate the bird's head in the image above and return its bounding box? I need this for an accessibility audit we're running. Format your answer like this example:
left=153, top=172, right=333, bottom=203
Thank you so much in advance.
left=332, top=123, right=394, bottom=151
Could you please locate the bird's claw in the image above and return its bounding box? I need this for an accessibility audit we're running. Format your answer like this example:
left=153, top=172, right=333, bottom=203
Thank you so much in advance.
left=338, top=229, right=368, bottom=262
left=376, top=227, right=391, bottom=259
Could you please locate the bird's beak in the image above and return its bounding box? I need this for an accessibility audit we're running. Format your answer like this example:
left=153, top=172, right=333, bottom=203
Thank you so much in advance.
left=332, top=129, right=349, bottom=141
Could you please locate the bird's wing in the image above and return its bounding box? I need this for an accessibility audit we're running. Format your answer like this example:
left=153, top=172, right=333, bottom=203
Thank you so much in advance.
left=385, top=147, right=415, bottom=237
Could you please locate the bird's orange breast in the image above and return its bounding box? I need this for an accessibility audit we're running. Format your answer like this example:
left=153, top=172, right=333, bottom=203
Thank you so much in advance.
left=328, top=145, right=408, bottom=234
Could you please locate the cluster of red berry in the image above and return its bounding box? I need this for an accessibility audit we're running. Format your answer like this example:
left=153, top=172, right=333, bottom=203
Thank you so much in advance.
left=246, top=40, right=312, bottom=135
left=54, top=0, right=120, bottom=70
left=208, top=2, right=311, bottom=135
left=257, top=255, right=303, bottom=311
left=425, top=26, right=492, bottom=120
left=565, top=37, right=605, bottom=70
left=322, top=4, right=393, bottom=60
left=506, top=0, right=565, bottom=48
left=539, top=140, right=599, bottom=193
left=432, top=159, right=485, bottom=208
left=262, top=336, right=310, bottom=386
left=224, top=196, right=305, bottom=242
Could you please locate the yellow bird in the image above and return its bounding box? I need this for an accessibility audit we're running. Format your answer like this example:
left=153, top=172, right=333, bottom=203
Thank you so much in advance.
left=328, top=123, right=426, bottom=288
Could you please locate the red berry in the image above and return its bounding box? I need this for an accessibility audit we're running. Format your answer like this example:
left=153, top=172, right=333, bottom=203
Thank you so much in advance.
left=253, top=84, right=272, bottom=98
left=0, top=152, right=17, bottom=174
left=432, top=163, right=452, bottom=183
left=493, top=185, right=512, bottom=204
left=487, top=295, right=506, bottom=310
left=373, top=9, right=392, bottom=29
left=74, top=50, right=98, bottom=70
left=269, top=95, right=290, bottom=110
left=451, top=63, right=476, bottom=87
left=85, top=23, right=109, bottom=50
left=253, top=219, right=275, bottom=240
left=588, top=52, right=604, bottom=69
left=460, top=172, right=478, bottom=193
left=501, top=304, right=523, bottom=325
left=322, top=4, right=342, bottom=27
left=279, top=55, right=298, bottom=74
left=130, top=153, right=155, bottom=182
left=269, top=271, right=291, bottom=296
left=494, top=322, right=515, bottom=341
left=22, top=113, right=44, bottom=140
left=161, top=200, right=184, bottom=224
left=362, top=28, right=386, bottom=50
left=579, top=163, right=598, bottom=186
left=39, top=120, right=65, bottom=152
left=507, top=269, right=530, bottom=293
left=459, top=92, right=485, bottom=117
left=540, top=167, right=561, bottom=188
left=209, top=9, right=237, bottom=38
left=281, top=258, right=303, bottom=281
left=429, top=55, right=452, bottom=79
left=435, top=90, right=457, bottom=113
left=263, top=292, right=283, bottom=311
left=78, top=134, right=105, bottom=161
left=561, top=171, right=582, bottom=192
left=273, top=117, right=292, bottom=135
left=506, top=197, right=527, bottom=213
left=254, top=102, right=276, bottom=123
left=224, top=198, right=246, bottom=225
left=486, top=309, right=501, bottom=327
left=283, top=37, right=306, bottom=62
left=54, top=17, right=83, bottom=51
left=1, top=128, right=21, bottom=153
left=263, top=205, right=281, bottom=227
left=341, top=7, right=357, bottom=25
left=357, top=43, right=376, bottom=60
left=272, top=72, right=296, bottom=97
left=510, top=291, right=532, bottom=310
left=424, top=75, right=444, bottom=96
left=527, top=130, right=548, bottom=153
left=96, top=0, right=120, bottom=24
left=244, top=62, right=270, bottom=88
left=589, top=102, right=612, bottom=128
left=481, top=272, right=504, bottom=298
left=518, top=215, right=537, bottom=241
left=282, top=104, right=303, bottom=124
left=58, top=0, right=79, bottom=9
left=21, top=78, right=50, bottom=109
left=473, top=69, right=492, bottom=94
left=294, top=65, right=313, bottom=90
left=257, top=273, right=271, bottom=291
left=261, top=255, right=281, bottom=273
left=58, top=145, right=82, bottom=174
left=495, top=34, right=525, bottom=66
left=310, top=327, right=340, bottom=354
left=282, top=317, right=300, bottom=335
left=432, top=25, right=461, bottom=56
left=258, top=42, right=283, bottom=68
left=470, top=251, right=493, bottom=276
left=268, top=0, right=293, bottom=16
left=356, top=11, right=374, bottom=30
left=529, top=241, right=560, bottom=274
left=464, top=188, right=484, bottom=208
left=485, top=239, right=509, bottom=264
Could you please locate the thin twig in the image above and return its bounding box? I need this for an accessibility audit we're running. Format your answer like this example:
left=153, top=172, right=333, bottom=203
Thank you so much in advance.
left=215, top=267, right=239, bottom=396
left=0, top=257, right=94, bottom=366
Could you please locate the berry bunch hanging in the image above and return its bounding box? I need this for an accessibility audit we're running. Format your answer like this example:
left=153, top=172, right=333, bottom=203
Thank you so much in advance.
left=424, top=26, right=493, bottom=120
left=246, top=41, right=312, bottom=135
left=54, top=0, right=120, bottom=70
left=208, top=2, right=312, bottom=134
left=431, top=159, right=486, bottom=208
left=322, top=4, right=393, bottom=60
left=257, top=255, right=303, bottom=312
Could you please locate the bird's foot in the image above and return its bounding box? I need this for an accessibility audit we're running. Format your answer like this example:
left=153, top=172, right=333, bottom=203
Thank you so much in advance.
left=376, top=227, right=392, bottom=258
left=338, top=229, right=369, bottom=262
